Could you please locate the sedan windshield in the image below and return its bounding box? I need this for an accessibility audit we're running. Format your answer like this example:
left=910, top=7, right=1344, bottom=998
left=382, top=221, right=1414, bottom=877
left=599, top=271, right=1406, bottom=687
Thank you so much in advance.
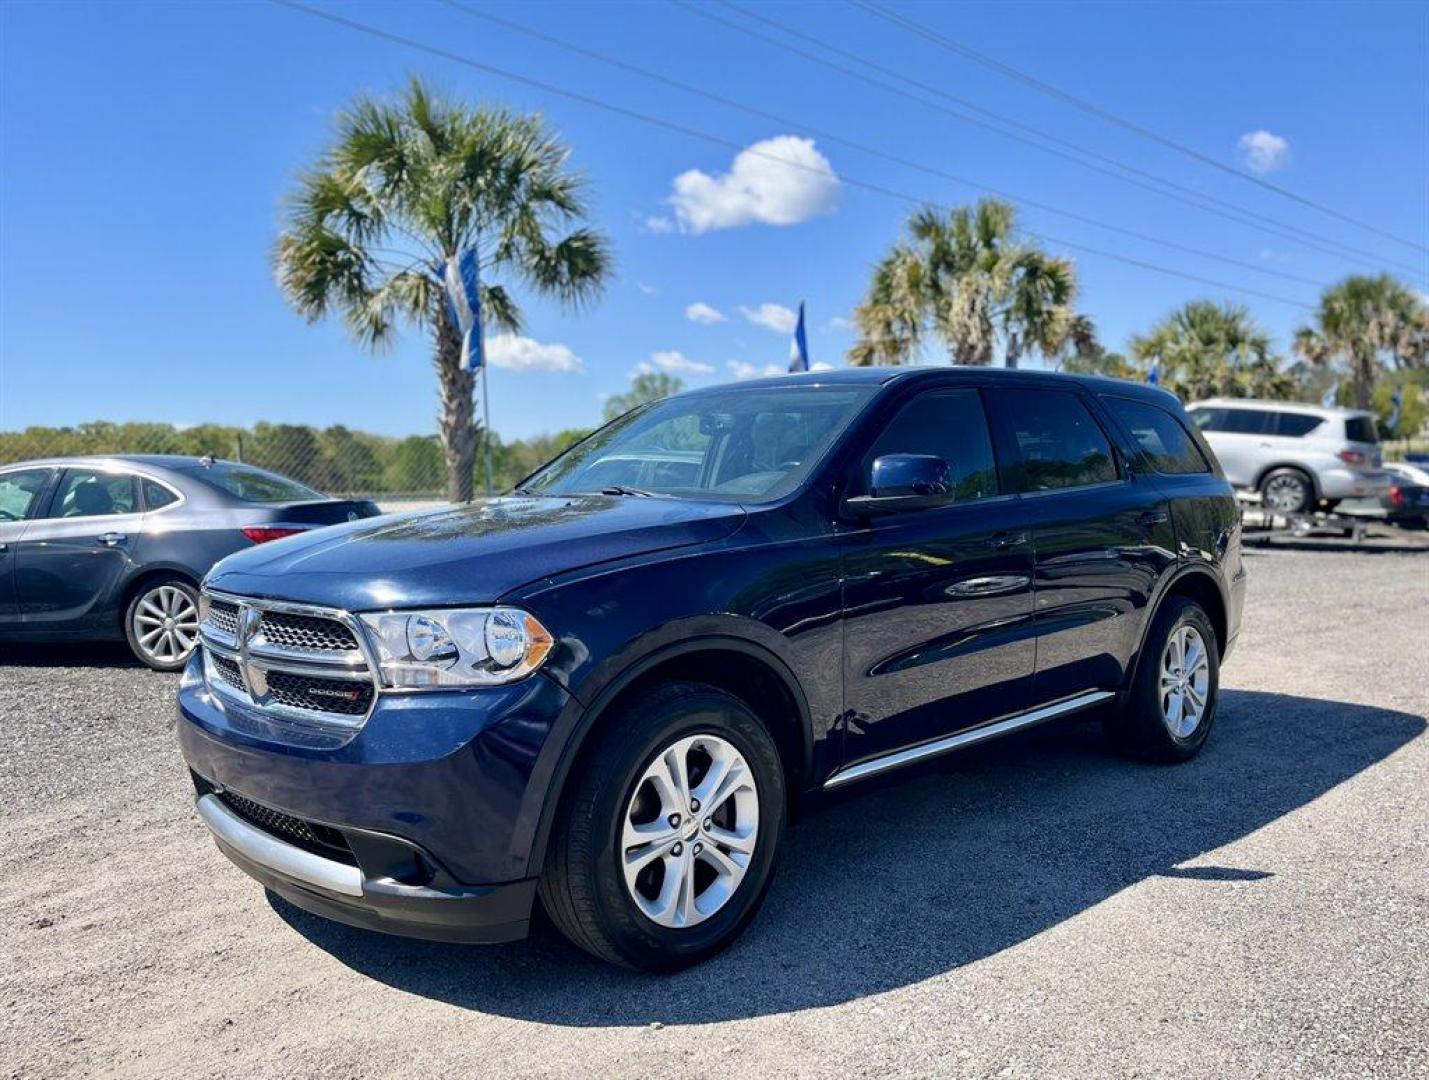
left=520, top=384, right=876, bottom=502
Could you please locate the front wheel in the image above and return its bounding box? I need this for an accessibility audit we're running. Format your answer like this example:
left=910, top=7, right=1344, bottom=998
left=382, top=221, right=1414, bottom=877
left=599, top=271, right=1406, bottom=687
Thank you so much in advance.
left=539, top=682, right=786, bottom=971
left=124, top=578, right=201, bottom=671
left=1105, top=596, right=1220, bottom=762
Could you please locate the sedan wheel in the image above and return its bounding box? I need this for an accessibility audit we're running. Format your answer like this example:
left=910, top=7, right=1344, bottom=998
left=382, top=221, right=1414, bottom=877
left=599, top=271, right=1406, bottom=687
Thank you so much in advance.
left=621, top=734, right=759, bottom=929
left=129, top=583, right=200, bottom=669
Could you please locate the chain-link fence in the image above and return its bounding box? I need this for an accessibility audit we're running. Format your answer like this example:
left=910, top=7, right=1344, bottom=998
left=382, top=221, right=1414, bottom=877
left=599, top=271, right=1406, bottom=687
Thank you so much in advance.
left=0, top=421, right=592, bottom=509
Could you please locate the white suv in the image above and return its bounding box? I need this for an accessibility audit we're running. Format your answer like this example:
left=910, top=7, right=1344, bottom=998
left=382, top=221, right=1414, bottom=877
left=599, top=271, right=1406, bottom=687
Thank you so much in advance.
left=1187, top=398, right=1391, bottom=514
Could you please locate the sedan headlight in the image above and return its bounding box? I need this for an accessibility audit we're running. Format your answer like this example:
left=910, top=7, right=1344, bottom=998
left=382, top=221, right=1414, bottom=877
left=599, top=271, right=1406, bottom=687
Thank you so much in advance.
left=357, top=607, right=554, bottom=688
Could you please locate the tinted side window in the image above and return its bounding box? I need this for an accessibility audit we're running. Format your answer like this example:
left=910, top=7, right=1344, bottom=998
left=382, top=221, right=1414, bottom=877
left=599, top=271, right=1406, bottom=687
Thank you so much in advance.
left=1345, top=416, right=1379, bottom=444
left=1274, top=413, right=1323, bottom=437
left=1104, top=398, right=1209, bottom=475
left=0, top=468, right=53, bottom=520
left=856, top=388, right=998, bottom=502
left=143, top=479, right=180, bottom=510
left=988, top=389, right=1118, bottom=492
left=49, top=470, right=137, bottom=518
left=1218, top=409, right=1274, bottom=435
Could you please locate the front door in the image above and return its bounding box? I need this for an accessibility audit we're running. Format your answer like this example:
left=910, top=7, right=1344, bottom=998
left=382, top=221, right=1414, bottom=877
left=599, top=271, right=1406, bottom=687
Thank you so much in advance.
left=839, top=386, right=1037, bottom=768
left=16, top=467, right=144, bottom=634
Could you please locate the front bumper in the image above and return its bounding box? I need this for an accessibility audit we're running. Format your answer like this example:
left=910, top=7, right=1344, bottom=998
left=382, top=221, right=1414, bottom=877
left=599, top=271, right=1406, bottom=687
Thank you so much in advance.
left=178, top=654, right=572, bottom=943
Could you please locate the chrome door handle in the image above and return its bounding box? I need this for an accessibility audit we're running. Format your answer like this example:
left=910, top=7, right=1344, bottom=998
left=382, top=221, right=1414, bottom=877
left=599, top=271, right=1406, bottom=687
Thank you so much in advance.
left=987, top=530, right=1029, bottom=549
left=946, top=574, right=1030, bottom=597
left=1138, top=509, right=1169, bottom=527
left=98, top=532, right=127, bottom=547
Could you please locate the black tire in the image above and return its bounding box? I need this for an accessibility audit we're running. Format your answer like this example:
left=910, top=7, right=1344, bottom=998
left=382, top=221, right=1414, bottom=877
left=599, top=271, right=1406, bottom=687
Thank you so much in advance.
left=123, top=576, right=201, bottom=672
left=1104, top=596, right=1220, bottom=763
left=538, top=682, right=786, bottom=972
left=1319, top=498, right=1341, bottom=514
left=1259, top=467, right=1314, bottom=515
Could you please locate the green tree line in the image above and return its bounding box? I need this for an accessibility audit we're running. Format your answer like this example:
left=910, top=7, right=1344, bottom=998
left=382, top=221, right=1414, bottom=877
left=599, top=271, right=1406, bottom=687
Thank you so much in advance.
left=0, top=420, right=590, bottom=498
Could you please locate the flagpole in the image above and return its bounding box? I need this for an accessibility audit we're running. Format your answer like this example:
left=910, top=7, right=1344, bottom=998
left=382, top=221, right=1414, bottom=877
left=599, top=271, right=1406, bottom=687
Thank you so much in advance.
left=481, top=338, right=493, bottom=497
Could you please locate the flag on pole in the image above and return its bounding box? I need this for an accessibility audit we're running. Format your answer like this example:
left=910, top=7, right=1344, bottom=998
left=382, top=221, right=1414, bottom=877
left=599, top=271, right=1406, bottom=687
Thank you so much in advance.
left=788, top=301, right=809, bottom=373
left=1321, top=381, right=1339, bottom=407
left=1388, top=385, right=1403, bottom=432
left=1146, top=362, right=1159, bottom=386
left=443, top=248, right=485, bottom=372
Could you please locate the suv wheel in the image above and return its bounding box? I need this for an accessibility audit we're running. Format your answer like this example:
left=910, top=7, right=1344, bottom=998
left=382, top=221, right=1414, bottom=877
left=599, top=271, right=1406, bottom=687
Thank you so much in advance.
left=1260, top=467, right=1313, bottom=515
left=124, top=578, right=201, bottom=671
left=539, top=682, right=786, bottom=971
left=1104, top=596, right=1220, bottom=762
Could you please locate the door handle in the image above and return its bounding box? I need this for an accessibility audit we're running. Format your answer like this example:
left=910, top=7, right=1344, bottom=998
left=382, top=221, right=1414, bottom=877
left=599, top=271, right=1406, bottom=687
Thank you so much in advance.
left=987, top=530, right=1029, bottom=549
left=1138, top=509, right=1170, bottom=527
left=946, top=574, right=1031, bottom=597
left=98, top=532, right=127, bottom=547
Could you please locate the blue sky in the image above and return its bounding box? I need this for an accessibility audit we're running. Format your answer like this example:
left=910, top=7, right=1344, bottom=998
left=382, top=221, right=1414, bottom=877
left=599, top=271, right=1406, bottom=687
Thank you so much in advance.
left=2, top=0, right=1426, bottom=441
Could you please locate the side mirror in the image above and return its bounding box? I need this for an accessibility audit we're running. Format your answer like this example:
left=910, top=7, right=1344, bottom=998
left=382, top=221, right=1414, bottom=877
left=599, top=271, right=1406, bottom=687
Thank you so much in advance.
left=844, top=453, right=955, bottom=517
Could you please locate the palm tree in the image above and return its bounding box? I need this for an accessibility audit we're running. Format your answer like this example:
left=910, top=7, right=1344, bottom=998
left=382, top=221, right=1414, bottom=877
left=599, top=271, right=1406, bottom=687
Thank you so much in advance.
left=1291, top=274, right=1426, bottom=409
left=849, top=199, right=1083, bottom=369
left=1129, top=301, right=1294, bottom=400
left=276, top=78, right=612, bottom=502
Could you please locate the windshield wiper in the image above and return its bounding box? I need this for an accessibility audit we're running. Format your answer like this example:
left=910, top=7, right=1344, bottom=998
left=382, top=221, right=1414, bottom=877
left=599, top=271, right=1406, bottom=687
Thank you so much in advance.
left=598, top=484, right=656, bottom=498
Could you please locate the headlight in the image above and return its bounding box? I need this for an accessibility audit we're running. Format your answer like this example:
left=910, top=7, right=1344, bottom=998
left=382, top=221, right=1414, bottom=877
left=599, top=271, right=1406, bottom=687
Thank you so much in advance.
left=357, top=607, right=554, bottom=688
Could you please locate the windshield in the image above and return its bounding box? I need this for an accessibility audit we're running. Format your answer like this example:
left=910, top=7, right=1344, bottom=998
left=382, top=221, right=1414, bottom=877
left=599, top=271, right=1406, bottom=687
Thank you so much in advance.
left=192, top=462, right=326, bottom=503
left=520, top=384, right=876, bottom=501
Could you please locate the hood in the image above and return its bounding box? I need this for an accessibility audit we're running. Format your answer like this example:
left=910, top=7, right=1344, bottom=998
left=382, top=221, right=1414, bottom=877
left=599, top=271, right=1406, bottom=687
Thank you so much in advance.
left=206, top=494, right=746, bottom=609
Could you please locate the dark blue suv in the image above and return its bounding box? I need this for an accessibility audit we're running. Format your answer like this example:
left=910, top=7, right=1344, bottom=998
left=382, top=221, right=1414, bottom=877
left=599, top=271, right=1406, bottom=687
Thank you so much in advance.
left=178, top=368, right=1244, bottom=971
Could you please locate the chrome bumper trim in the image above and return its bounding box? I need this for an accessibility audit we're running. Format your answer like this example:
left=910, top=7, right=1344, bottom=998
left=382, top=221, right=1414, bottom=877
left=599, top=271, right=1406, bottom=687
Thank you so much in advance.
left=196, top=793, right=363, bottom=897
left=824, top=690, right=1116, bottom=789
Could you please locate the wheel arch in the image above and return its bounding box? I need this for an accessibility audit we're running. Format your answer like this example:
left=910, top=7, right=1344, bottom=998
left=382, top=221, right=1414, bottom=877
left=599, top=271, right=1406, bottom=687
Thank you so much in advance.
left=1123, top=564, right=1228, bottom=695
left=117, top=565, right=201, bottom=633
left=1253, top=461, right=1320, bottom=501
left=523, top=635, right=814, bottom=879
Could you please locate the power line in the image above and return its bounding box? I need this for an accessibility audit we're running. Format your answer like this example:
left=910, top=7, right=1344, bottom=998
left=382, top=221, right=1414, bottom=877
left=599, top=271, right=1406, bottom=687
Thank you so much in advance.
left=697, top=0, right=1424, bottom=279
left=267, top=0, right=1316, bottom=311
left=856, top=0, right=1429, bottom=257
left=438, top=0, right=1328, bottom=290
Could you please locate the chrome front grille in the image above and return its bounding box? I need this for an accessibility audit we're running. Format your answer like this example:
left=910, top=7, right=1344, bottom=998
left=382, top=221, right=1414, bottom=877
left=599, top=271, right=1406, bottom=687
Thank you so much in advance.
left=199, top=590, right=378, bottom=729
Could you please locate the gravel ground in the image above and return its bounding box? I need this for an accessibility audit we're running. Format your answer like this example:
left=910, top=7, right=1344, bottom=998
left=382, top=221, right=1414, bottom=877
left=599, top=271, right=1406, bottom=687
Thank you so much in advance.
left=2, top=548, right=1426, bottom=1079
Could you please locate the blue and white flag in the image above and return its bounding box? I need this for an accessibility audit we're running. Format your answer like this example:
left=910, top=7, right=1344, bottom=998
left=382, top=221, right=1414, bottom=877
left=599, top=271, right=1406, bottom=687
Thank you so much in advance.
left=1321, top=381, right=1339, bottom=408
left=788, top=301, right=809, bottom=373
left=1146, top=361, right=1159, bottom=386
left=443, top=248, right=484, bottom=371
left=1388, top=385, right=1403, bottom=432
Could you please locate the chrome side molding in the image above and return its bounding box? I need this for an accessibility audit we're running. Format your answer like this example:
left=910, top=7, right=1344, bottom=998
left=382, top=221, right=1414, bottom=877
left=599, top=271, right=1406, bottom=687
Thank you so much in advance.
left=823, top=690, right=1115, bottom=790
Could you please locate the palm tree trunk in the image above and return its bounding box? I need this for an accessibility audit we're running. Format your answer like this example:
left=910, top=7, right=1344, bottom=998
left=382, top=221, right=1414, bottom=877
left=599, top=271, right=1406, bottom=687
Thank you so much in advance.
left=435, top=304, right=478, bottom=503
left=1005, top=333, right=1021, bottom=369
left=1353, top=346, right=1373, bottom=410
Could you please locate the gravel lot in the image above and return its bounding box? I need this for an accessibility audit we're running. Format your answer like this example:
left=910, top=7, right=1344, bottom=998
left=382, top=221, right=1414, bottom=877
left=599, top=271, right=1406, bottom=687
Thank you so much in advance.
left=3, top=548, right=1426, bottom=1079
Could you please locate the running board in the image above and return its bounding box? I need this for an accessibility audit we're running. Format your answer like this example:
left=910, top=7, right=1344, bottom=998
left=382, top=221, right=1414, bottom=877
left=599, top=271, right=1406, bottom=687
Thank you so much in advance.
left=823, top=690, right=1115, bottom=790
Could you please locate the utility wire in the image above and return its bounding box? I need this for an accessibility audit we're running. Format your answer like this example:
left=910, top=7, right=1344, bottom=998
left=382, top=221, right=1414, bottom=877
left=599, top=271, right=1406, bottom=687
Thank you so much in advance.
left=699, top=0, right=1424, bottom=279
left=268, top=0, right=1315, bottom=311
left=856, top=0, right=1429, bottom=256
left=438, top=0, right=1328, bottom=290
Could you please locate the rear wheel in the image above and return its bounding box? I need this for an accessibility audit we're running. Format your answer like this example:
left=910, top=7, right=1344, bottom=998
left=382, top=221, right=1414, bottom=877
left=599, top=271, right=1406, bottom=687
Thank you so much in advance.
left=1260, top=468, right=1314, bottom=515
left=124, top=578, right=200, bottom=671
left=1105, top=596, right=1220, bottom=762
left=539, top=682, right=786, bottom=971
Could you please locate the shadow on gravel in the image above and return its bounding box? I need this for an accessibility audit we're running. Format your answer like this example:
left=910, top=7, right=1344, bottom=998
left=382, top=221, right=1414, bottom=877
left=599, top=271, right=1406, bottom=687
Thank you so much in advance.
left=0, top=641, right=140, bottom=668
left=271, top=688, right=1422, bottom=1025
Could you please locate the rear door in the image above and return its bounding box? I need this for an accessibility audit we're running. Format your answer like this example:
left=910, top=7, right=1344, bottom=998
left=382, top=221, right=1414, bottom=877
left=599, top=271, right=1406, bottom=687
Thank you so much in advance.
left=1191, top=406, right=1273, bottom=487
left=839, top=385, right=1038, bottom=766
left=16, top=467, right=144, bottom=633
left=0, top=467, right=57, bottom=626
left=984, top=387, right=1176, bottom=703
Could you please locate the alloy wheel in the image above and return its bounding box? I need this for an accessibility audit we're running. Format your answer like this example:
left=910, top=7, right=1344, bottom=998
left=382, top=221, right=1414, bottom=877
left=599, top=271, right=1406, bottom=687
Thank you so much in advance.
left=133, top=585, right=200, bottom=665
left=1159, top=625, right=1211, bottom=738
left=620, top=734, right=759, bottom=929
left=1263, top=473, right=1309, bottom=513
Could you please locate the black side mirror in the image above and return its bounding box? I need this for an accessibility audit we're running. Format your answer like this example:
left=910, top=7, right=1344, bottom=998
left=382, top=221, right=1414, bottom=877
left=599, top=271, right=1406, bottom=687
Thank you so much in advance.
left=844, top=453, right=955, bottom=517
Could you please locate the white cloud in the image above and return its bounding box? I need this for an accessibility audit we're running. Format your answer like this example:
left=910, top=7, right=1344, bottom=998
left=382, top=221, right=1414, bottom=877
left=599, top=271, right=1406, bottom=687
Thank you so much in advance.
left=685, top=301, right=727, bottom=325
left=810, top=361, right=835, bottom=372
left=668, top=136, right=839, bottom=234
left=727, top=360, right=788, bottom=380
left=485, top=334, right=583, bottom=373
left=649, top=350, right=714, bottom=375
left=739, top=302, right=799, bottom=334
left=1238, top=130, right=1291, bottom=174
left=828, top=315, right=855, bottom=331
left=636, top=281, right=659, bottom=296
left=642, top=215, right=676, bottom=235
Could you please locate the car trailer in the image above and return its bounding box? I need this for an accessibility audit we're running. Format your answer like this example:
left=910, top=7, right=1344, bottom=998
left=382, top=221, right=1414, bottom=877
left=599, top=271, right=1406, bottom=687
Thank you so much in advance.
left=1238, top=494, right=1373, bottom=543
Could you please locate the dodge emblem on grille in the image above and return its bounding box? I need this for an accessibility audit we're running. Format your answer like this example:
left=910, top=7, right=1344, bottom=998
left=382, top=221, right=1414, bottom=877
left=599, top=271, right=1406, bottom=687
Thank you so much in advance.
left=236, top=603, right=269, bottom=699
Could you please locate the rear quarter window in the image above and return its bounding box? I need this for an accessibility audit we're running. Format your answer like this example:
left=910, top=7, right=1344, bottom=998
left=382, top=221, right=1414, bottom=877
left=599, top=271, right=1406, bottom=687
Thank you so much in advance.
left=1344, top=416, right=1379, bottom=444
left=1103, top=397, right=1210, bottom=475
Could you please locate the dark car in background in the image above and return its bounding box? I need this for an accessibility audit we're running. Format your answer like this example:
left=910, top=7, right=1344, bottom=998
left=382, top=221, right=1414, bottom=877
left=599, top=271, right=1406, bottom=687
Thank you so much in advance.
left=0, top=455, right=379, bottom=669
left=178, top=368, right=1245, bottom=971
left=1382, top=460, right=1429, bottom=527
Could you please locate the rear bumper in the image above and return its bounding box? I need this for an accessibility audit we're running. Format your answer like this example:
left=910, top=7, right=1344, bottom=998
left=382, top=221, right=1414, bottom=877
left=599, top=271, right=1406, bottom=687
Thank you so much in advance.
left=1317, top=467, right=1391, bottom=500
left=197, top=793, right=536, bottom=943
